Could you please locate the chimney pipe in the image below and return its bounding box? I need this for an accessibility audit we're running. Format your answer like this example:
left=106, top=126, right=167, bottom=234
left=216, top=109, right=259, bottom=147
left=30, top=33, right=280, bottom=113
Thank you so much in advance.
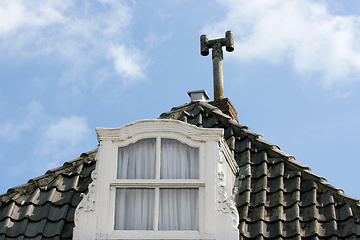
left=200, top=31, right=234, bottom=101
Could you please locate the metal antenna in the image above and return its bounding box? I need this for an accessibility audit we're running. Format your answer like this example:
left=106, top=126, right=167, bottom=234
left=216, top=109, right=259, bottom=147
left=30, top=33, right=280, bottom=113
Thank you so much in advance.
left=200, top=31, right=234, bottom=101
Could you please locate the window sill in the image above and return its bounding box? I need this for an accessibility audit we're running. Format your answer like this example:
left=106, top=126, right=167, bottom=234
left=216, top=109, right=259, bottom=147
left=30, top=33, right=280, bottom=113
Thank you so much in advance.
left=97, top=231, right=216, bottom=240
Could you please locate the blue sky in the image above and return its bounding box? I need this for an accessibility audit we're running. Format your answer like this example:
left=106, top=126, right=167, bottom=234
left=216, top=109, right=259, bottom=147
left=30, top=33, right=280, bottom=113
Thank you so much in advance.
left=0, top=0, right=360, bottom=200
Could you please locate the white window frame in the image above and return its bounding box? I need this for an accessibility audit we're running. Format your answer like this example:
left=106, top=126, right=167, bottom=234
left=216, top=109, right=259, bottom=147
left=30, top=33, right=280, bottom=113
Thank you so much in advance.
left=110, top=134, right=205, bottom=232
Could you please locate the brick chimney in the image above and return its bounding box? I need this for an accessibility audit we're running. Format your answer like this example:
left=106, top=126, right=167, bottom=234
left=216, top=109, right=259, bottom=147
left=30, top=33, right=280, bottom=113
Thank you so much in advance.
left=209, top=98, right=238, bottom=122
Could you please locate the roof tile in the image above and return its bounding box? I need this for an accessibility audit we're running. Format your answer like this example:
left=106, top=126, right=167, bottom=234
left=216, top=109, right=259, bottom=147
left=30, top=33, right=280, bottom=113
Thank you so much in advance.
left=42, top=220, right=64, bottom=238
left=5, top=219, right=28, bottom=237
left=24, top=219, right=46, bottom=237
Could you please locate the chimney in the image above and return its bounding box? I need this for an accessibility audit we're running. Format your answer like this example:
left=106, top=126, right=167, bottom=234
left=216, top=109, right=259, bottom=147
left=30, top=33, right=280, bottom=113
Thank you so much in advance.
left=209, top=98, right=238, bottom=122
left=188, top=90, right=210, bottom=102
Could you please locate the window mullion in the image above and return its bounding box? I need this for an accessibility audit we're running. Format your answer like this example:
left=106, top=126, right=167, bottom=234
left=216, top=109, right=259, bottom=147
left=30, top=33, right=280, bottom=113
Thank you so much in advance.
left=154, top=137, right=161, bottom=231
left=156, top=136, right=161, bottom=179
left=154, top=187, right=159, bottom=231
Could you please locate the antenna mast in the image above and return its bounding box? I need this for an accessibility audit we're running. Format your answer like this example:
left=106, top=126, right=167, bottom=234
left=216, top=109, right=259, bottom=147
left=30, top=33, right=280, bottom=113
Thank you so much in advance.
left=200, top=31, right=234, bottom=101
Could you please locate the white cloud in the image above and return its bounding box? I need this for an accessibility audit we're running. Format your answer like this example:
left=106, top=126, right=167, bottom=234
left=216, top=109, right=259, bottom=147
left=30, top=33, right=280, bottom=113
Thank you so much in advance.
left=0, top=100, right=43, bottom=142
left=109, top=45, right=147, bottom=82
left=203, top=0, right=360, bottom=86
left=0, top=122, right=31, bottom=142
left=0, top=0, right=147, bottom=85
left=34, top=115, right=92, bottom=169
left=0, top=0, right=70, bottom=35
left=144, top=30, right=174, bottom=47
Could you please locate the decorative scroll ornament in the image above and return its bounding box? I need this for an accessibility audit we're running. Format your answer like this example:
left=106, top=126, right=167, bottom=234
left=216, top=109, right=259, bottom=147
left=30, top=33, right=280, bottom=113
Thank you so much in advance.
left=217, top=171, right=239, bottom=229
left=74, top=169, right=98, bottom=229
left=81, top=170, right=97, bottom=212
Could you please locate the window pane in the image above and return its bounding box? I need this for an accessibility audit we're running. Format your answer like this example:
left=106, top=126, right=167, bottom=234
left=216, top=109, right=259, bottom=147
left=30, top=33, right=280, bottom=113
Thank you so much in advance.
left=115, top=188, right=155, bottom=230
left=117, top=138, right=156, bottom=179
left=158, top=188, right=199, bottom=230
left=160, top=139, right=199, bottom=179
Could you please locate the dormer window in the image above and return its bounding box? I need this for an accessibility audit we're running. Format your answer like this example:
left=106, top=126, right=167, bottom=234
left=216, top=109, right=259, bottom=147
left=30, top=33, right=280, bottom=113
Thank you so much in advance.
left=114, top=137, right=200, bottom=231
left=74, top=119, right=239, bottom=240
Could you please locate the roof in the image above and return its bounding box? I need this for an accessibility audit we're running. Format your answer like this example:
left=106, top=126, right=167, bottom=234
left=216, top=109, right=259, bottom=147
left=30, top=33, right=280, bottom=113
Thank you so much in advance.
left=0, top=150, right=96, bottom=240
left=159, top=101, right=360, bottom=239
left=0, top=100, right=359, bottom=239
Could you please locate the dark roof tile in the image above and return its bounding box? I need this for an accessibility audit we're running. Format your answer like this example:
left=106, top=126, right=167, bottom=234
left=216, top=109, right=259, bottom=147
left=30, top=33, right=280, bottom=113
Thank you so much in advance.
left=79, top=161, right=96, bottom=178
left=6, top=219, right=28, bottom=237
left=251, top=151, right=268, bottom=165
left=283, top=191, right=301, bottom=207
left=300, top=179, right=317, bottom=192
left=247, top=205, right=265, bottom=222
left=49, top=190, right=74, bottom=206
left=251, top=162, right=267, bottom=178
left=42, top=220, right=64, bottom=238
left=49, top=175, right=80, bottom=192
left=70, top=192, right=84, bottom=207
left=251, top=176, right=267, bottom=193
left=300, top=204, right=319, bottom=222
left=24, top=219, right=47, bottom=237
left=282, top=220, right=302, bottom=237
left=265, top=190, right=284, bottom=207
left=317, top=204, right=336, bottom=221
left=336, top=202, right=354, bottom=221
left=26, top=203, right=51, bottom=221
left=47, top=204, right=69, bottom=222
left=283, top=204, right=300, bottom=221
left=235, top=137, right=252, bottom=153
left=284, top=176, right=301, bottom=193
left=250, top=190, right=266, bottom=207
left=9, top=204, right=33, bottom=221
left=300, top=188, right=317, bottom=207
left=267, top=176, right=284, bottom=192
left=236, top=190, right=251, bottom=207
left=0, top=202, right=15, bottom=221
left=317, top=190, right=335, bottom=206
left=60, top=222, right=74, bottom=239
left=236, top=150, right=251, bottom=167
left=76, top=177, right=93, bottom=193
left=65, top=206, right=76, bottom=222
left=202, top=115, right=218, bottom=128
left=267, top=161, right=285, bottom=178
left=24, top=188, right=56, bottom=206
left=0, top=218, right=10, bottom=235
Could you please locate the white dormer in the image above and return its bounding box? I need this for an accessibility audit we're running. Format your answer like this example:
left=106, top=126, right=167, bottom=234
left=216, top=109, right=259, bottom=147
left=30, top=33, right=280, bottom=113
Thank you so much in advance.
left=73, top=119, right=239, bottom=240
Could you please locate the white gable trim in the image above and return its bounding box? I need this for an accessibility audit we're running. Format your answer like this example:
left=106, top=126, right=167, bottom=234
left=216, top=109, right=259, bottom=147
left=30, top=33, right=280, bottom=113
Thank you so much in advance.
left=96, top=119, right=224, bottom=142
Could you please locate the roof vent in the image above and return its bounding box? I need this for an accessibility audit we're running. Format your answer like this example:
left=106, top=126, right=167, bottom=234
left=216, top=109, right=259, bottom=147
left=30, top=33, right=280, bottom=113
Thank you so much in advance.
left=188, top=90, right=209, bottom=102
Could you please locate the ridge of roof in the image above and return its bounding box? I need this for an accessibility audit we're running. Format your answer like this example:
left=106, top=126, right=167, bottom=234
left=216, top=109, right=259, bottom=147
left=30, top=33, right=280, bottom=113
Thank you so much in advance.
left=159, top=101, right=360, bottom=207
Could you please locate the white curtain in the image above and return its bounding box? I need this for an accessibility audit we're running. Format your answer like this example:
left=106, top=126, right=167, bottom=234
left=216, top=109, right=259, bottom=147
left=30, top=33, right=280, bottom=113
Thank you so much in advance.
left=160, top=138, right=199, bottom=179
left=117, top=138, right=156, bottom=179
left=115, top=138, right=199, bottom=231
left=158, top=188, right=199, bottom=230
left=159, top=139, right=199, bottom=230
left=115, top=188, right=155, bottom=230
